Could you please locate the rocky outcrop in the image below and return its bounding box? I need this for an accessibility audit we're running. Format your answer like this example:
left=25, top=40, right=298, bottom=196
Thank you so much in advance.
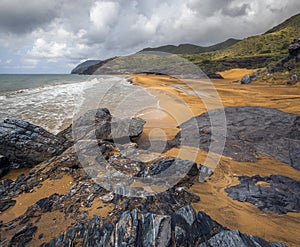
left=240, top=71, right=261, bottom=84
left=43, top=205, right=286, bottom=247
left=0, top=119, right=71, bottom=168
left=198, top=230, right=287, bottom=247
left=170, top=106, right=300, bottom=170
left=225, top=175, right=300, bottom=214
left=73, top=108, right=145, bottom=143
left=71, top=60, right=101, bottom=74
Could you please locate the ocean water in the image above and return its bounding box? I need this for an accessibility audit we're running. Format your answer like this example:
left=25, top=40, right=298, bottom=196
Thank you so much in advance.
left=0, top=74, right=158, bottom=134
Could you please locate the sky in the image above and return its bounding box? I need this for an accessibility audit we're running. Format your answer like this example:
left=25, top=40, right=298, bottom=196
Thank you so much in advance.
left=0, top=0, right=299, bottom=74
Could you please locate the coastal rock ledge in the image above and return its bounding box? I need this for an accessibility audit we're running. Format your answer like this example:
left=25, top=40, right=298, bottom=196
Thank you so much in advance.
left=0, top=119, right=71, bottom=169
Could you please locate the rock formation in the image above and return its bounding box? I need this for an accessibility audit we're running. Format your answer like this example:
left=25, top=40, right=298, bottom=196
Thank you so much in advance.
left=170, top=106, right=300, bottom=170
left=0, top=119, right=71, bottom=170
left=225, top=175, right=300, bottom=214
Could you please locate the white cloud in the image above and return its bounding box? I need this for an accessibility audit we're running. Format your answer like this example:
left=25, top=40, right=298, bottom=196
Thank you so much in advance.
left=0, top=0, right=300, bottom=73
left=90, top=1, right=119, bottom=31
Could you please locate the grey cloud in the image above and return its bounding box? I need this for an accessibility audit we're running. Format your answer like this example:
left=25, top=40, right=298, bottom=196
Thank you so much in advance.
left=221, top=3, right=250, bottom=17
left=0, top=0, right=60, bottom=34
left=0, top=0, right=300, bottom=73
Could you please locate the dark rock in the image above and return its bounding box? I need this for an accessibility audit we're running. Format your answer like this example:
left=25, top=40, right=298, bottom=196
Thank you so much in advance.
left=198, top=229, right=287, bottom=247
left=225, top=175, right=300, bottom=214
left=138, top=213, right=171, bottom=247
left=0, top=154, right=10, bottom=177
left=56, top=124, right=73, bottom=143
left=0, top=119, right=71, bottom=167
left=241, top=74, right=251, bottom=84
left=171, top=106, right=300, bottom=169
left=140, top=158, right=198, bottom=184
left=73, top=108, right=145, bottom=143
left=15, top=173, right=26, bottom=183
left=240, top=71, right=261, bottom=84
left=114, top=210, right=139, bottom=246
left=206, top=72, right=224, bottom=79
left=0, top=199, right=16, bottom=212
left=198, top=165, right=213, bottom=183
left=9, top=223, right=37, bottom=246
left=288, top=38, right=300, bottom=57
left=42, top=206, right=287, bottom=247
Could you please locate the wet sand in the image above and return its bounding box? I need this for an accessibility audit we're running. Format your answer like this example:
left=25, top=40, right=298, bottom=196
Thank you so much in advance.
left=131, top=70, right=300, bottom=247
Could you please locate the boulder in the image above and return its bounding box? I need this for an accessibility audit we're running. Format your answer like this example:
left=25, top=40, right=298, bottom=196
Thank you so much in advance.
left=241, top=74, right=251, bottom=84
left=198, top=165, right=213, bottom=183
left=73, top=108, right=145, bottom=143
left=0, top=119, right=71, bottom=167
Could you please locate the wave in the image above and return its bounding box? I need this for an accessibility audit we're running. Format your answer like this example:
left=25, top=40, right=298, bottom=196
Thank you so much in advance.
left=0, top=76, right=158, bottom=134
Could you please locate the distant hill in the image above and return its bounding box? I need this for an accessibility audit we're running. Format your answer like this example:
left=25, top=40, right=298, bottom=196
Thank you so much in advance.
left=141, top=38, right=240, bottom=54
left=71, top=12, right=300, bottom=75
left=265, top=13, right=300, bottom=34
left=71, top=60, right=101, bottom=74
left=211, top=12, right=300, bottom=59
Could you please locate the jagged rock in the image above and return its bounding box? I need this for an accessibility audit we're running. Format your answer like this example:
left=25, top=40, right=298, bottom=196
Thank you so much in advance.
left=140, top=158, right=198, bottom=187
left=240, top=71, right=261, bottom=84
left=198, top=165, right=213, bottom=183
left=0, top=199, right=16, bottom=212
left=0, top=119, right=71, bottom=167
left=198, top=229, right=287, bottom=247
left=114, top=209, right=139, bottom=246
left=42, top=207, right=286, bottom=247
left=225, top=175, right=300, bottom=214
left=241, top=74, right=251, bottom=84
left=56, top=124, right=73, bottom=143
left=171, top=106, right=300, bottom=169
left=0, top=154, right=10, bottom=177
left=171, top=205, right=223, bottom=245
left=138, top=213, right=171, bottom=247
left=9, top=223, right=37, bottom=246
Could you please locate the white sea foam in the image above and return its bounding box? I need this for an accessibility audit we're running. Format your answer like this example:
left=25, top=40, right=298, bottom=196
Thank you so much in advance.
left=0, top=75, right=158, bottom=134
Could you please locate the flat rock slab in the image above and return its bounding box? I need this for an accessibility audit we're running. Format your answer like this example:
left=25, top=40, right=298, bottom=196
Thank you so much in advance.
left=172, top=106, right=300, bottom=170
left=225, top=175, right=300, bottom=214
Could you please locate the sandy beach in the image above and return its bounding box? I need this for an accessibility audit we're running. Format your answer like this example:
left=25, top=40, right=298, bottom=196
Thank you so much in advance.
left=1, top=70, right=299, bottom=246
left=131, top=70, right=300, bottom=247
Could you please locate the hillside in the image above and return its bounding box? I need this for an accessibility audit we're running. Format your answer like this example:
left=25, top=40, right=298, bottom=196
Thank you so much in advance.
left=71, top=60, right=101, bottom=74
left=71, top=12, right=300, bottom=75
left=141, top=38, right=240, bottom=54
left=206, top=12, right=300, bottom=60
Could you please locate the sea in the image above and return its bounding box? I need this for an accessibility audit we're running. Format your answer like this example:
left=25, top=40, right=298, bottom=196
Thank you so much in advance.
left=0, top=74, right=158, bottom=134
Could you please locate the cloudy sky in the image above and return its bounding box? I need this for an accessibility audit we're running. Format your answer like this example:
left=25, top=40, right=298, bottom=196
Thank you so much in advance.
left=0, top=0, right=299, bottom=74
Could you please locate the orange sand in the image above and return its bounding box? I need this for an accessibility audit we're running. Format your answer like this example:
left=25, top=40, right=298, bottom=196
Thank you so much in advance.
left=0, top=174, right=74, bottom=223
left=219, top=68, right=260, bottom=80
left=132, top=73, right=300, bottom=247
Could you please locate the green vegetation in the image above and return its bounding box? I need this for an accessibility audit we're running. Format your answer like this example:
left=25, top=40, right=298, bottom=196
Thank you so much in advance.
left=141, top=38, right=240, bottom=54
left=178, top=13, right=300, bottom=73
